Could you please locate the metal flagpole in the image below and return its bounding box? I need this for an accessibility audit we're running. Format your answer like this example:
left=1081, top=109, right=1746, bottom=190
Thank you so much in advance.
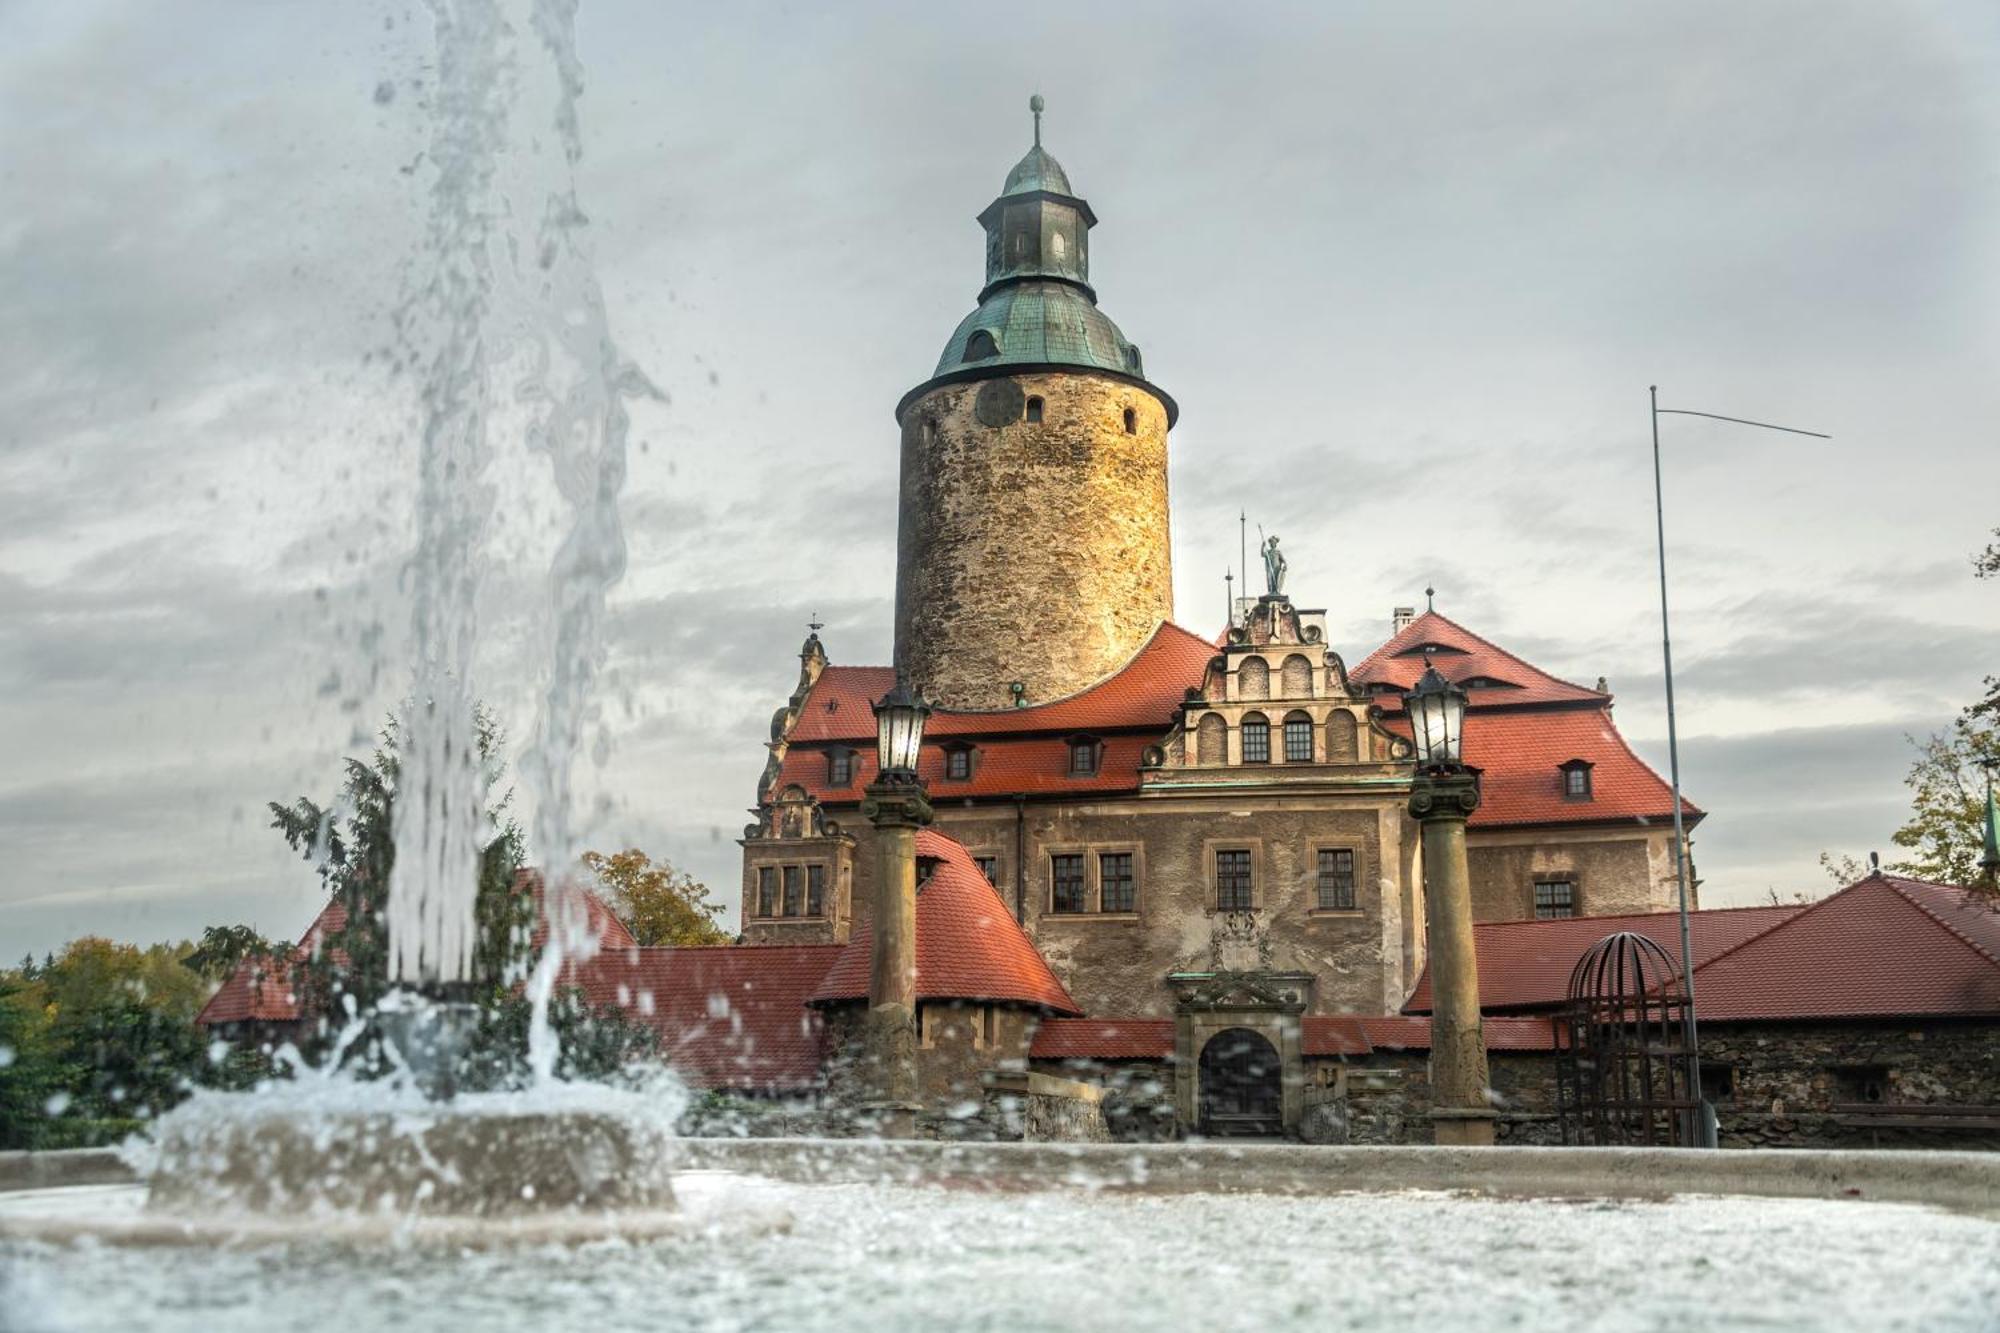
left=1650, top=385, right=1829, bottom=1147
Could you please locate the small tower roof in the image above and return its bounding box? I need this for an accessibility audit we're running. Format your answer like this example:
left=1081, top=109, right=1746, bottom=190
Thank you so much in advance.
left=1003, top=143, right=1072, bottom=197
left=897, top=96, right=1174, bottom=425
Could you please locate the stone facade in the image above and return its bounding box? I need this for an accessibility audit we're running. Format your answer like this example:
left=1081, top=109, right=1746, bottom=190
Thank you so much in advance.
left=1466, top=824, right=1682, bottom=921
left=894, top=371, right=1172, bottom=710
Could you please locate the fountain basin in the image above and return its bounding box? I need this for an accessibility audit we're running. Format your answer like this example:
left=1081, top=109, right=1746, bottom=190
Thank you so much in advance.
left=4, top=1143, right=1999, bottom=1331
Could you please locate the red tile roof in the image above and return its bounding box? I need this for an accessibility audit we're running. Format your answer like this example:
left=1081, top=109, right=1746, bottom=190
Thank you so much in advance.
left=572, top=944, right=841, bottom=1091
left=1402, top=904, right=1803, bottom=1015
left=1692, top=874, right=2000, bottom=1021
left=196, top=873, right=633, bottom=1027
left=1030, top=1017, right=1174, bottom=1059
left=1448, top=708, right=1700, bottom=828
left=810, top=829, right=1082, bottom=1013
left=1349, top=609, right=1607, bottom=708
left=1302, top=1014, right=1371, bottom=1056
left=778, top=733, right=1160, bottom=802
left=785, top=621, right=1217, bottom=745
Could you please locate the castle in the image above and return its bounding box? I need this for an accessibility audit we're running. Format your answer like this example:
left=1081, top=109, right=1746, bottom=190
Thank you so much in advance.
left=726, top=108, right=1698, bottom=1134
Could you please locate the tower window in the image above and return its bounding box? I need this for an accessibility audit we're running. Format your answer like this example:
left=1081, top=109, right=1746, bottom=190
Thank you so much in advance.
left=781, top=865, right=803, bottom=917
left=1024, top=396, right=1044, bottom=424
left=806, top=864, right=826, bottom=917
left=1241, top=715, right=1270, bottom=764
left=974, top=854, right=999, bottom=886
left=1122, top=407, right=1137, bottom=434
left=1534, top=880, right=1577, bottom=919
left=964, top=330, right=999, bottom=362
left=756, top=866, right=777, bottom=918
left=1283, top=714, right=1314, bottom=763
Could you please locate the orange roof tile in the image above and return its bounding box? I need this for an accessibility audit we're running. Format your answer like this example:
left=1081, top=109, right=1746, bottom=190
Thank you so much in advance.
left=1349, top=609, right=1607, bottom=708
left=572, top=944, right=841, bottom=1091
left=786, top=621, right=1216, bottom=745
left=1030, top=1017, right=1174, bottom=1059
left=778, top=733, right=1158, bottom=802
left=810, top=829, right=1081, bottom=1013
left=1692, top=874, right=2000, bottom=1021
left=1402, top=904, right=1802, bottom=1015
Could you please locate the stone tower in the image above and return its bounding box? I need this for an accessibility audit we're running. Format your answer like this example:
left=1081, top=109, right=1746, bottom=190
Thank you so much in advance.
left=893, top=99, right=1177, bottom=710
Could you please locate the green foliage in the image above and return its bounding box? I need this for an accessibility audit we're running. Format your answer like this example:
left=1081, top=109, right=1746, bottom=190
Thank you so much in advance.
left=0, top=937, right=262, bottom=1150
left=183, top=924, right=277, bottom=982
left=583, top=848, right=729, bottom=947
left=1887, top=713, right=1999, bottom=886
left=460, top=986, right=661, bottom=1088
left=272, top=711, right=529, bottom=1032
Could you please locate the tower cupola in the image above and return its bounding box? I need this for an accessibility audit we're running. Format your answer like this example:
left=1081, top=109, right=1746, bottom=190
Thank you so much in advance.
left=891, top=99, right=1178, bottom=710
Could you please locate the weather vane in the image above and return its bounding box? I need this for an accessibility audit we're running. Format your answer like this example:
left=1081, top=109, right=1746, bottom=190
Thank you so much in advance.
left=1030, top=93, right=1044, bottom=147
left=808, top=611, right=824, bottom=633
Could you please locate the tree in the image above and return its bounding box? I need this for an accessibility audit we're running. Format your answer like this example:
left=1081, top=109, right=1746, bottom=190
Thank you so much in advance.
left=182, top=924, right=277, bottom=982
left=583, top=848, right=729, bottom=947
left=1886, top=714, right=1999, bottom=886
left=269, top=711, right=532, bottom=1031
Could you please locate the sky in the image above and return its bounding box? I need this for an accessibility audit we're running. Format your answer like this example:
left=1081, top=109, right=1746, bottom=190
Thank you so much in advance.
left=2, top=1, right=1997, bottom=959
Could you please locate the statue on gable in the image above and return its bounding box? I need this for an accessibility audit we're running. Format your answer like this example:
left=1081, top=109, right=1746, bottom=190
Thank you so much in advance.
left=1261, top=532, right=1287, bottom=597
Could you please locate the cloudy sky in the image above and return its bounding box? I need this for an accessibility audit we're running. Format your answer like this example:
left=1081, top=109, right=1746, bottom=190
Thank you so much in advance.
left=3, top=1, right=1997, bottom=958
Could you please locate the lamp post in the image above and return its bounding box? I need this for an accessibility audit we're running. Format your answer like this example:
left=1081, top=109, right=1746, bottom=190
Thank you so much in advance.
left=1651, top=387, right=1829, bottom=1147
left=859, top=676, right=933, bottom=1137
left=1405, top=655, right=1495, bottom=1147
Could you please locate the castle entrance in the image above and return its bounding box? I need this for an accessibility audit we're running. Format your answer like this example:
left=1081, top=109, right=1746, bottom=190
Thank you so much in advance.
left=1197, top=1028, right=1283, bottom=1137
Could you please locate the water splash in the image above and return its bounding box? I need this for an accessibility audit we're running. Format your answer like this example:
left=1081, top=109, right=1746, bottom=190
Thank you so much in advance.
left=389, top=0, right=651, bottom=1075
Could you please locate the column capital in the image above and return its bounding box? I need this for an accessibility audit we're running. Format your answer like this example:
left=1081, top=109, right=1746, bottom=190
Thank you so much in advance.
left=1408, top=765, right=1482, bottom=823
left=862, top=777, right=934, bottom=829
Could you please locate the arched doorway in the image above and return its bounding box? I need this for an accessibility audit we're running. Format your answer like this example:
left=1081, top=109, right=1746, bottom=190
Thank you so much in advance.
left=1198, top=1028, right=1283, bottom=1137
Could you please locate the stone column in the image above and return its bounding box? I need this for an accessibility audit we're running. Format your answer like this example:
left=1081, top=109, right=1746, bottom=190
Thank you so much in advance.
left=1410, top=768, right=1496, bottom=1146
left=859, top=778, right=931, bottom=1138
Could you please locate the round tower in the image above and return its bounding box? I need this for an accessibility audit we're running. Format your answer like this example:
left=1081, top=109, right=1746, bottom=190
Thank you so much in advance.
left=893, top=99, right=1177, bottom=710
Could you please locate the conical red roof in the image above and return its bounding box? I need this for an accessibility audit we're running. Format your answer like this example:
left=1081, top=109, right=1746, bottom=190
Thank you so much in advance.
left=809, top=828, right=1080, bottom=1013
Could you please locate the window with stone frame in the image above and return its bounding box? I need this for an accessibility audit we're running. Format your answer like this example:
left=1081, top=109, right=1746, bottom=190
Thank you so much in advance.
left=944, top=745, right=973, bottom=781
left=1533, top=879, right=1576, bottom=919
left=781, top=865, right=803, bottom=917
left=1283, top=713, right=1314, bottom=763
left=1051, top=853, right=1088, bottom=913
left=1122, top=407, right=1136, bottom=434
left=1241, top=714, right=1271, bottom=764
left=1215, top=848, right=1253, bottom=912
left=1099, top=851, right=1136, bottom=913
left=806, top=864, right=826, bottom=917
left=1699, top=1063, right=1735, bottom=1104
left=973, top=854, right=999, bottom=886
left=827, top=749, right=854, bottom=788
left=756, top=866, right=777, bottom=918
left=1316, top=848, right=1357, bottom=911
left=1024, top=396, right=1044, bottom=424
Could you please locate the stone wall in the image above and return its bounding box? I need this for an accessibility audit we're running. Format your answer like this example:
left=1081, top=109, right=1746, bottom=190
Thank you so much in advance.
left=1703, top=1020, right=2000, bottom=1149
left=894, top=371, right=1172, bottom=710
left=1465, top=825, right=1678, bottom=921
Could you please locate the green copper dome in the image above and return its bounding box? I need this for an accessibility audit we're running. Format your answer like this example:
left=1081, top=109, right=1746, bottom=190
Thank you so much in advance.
left=898, top=98, right=1175, bottom=426
left=1003, top=145, right=1072, bottom=197
left=934, top=281, right=1142, bottom=379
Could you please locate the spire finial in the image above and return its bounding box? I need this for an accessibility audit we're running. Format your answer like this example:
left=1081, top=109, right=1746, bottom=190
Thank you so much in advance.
left=1425, top=585, right=1436, bottom=613
left=1030, top=93, right=1044, bottom=148
left=807, top=610, right=824, bottom=633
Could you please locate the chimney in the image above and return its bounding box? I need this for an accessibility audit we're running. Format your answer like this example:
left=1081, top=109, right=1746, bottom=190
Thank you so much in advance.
left=1391, top=606, right=1416, bottom=634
